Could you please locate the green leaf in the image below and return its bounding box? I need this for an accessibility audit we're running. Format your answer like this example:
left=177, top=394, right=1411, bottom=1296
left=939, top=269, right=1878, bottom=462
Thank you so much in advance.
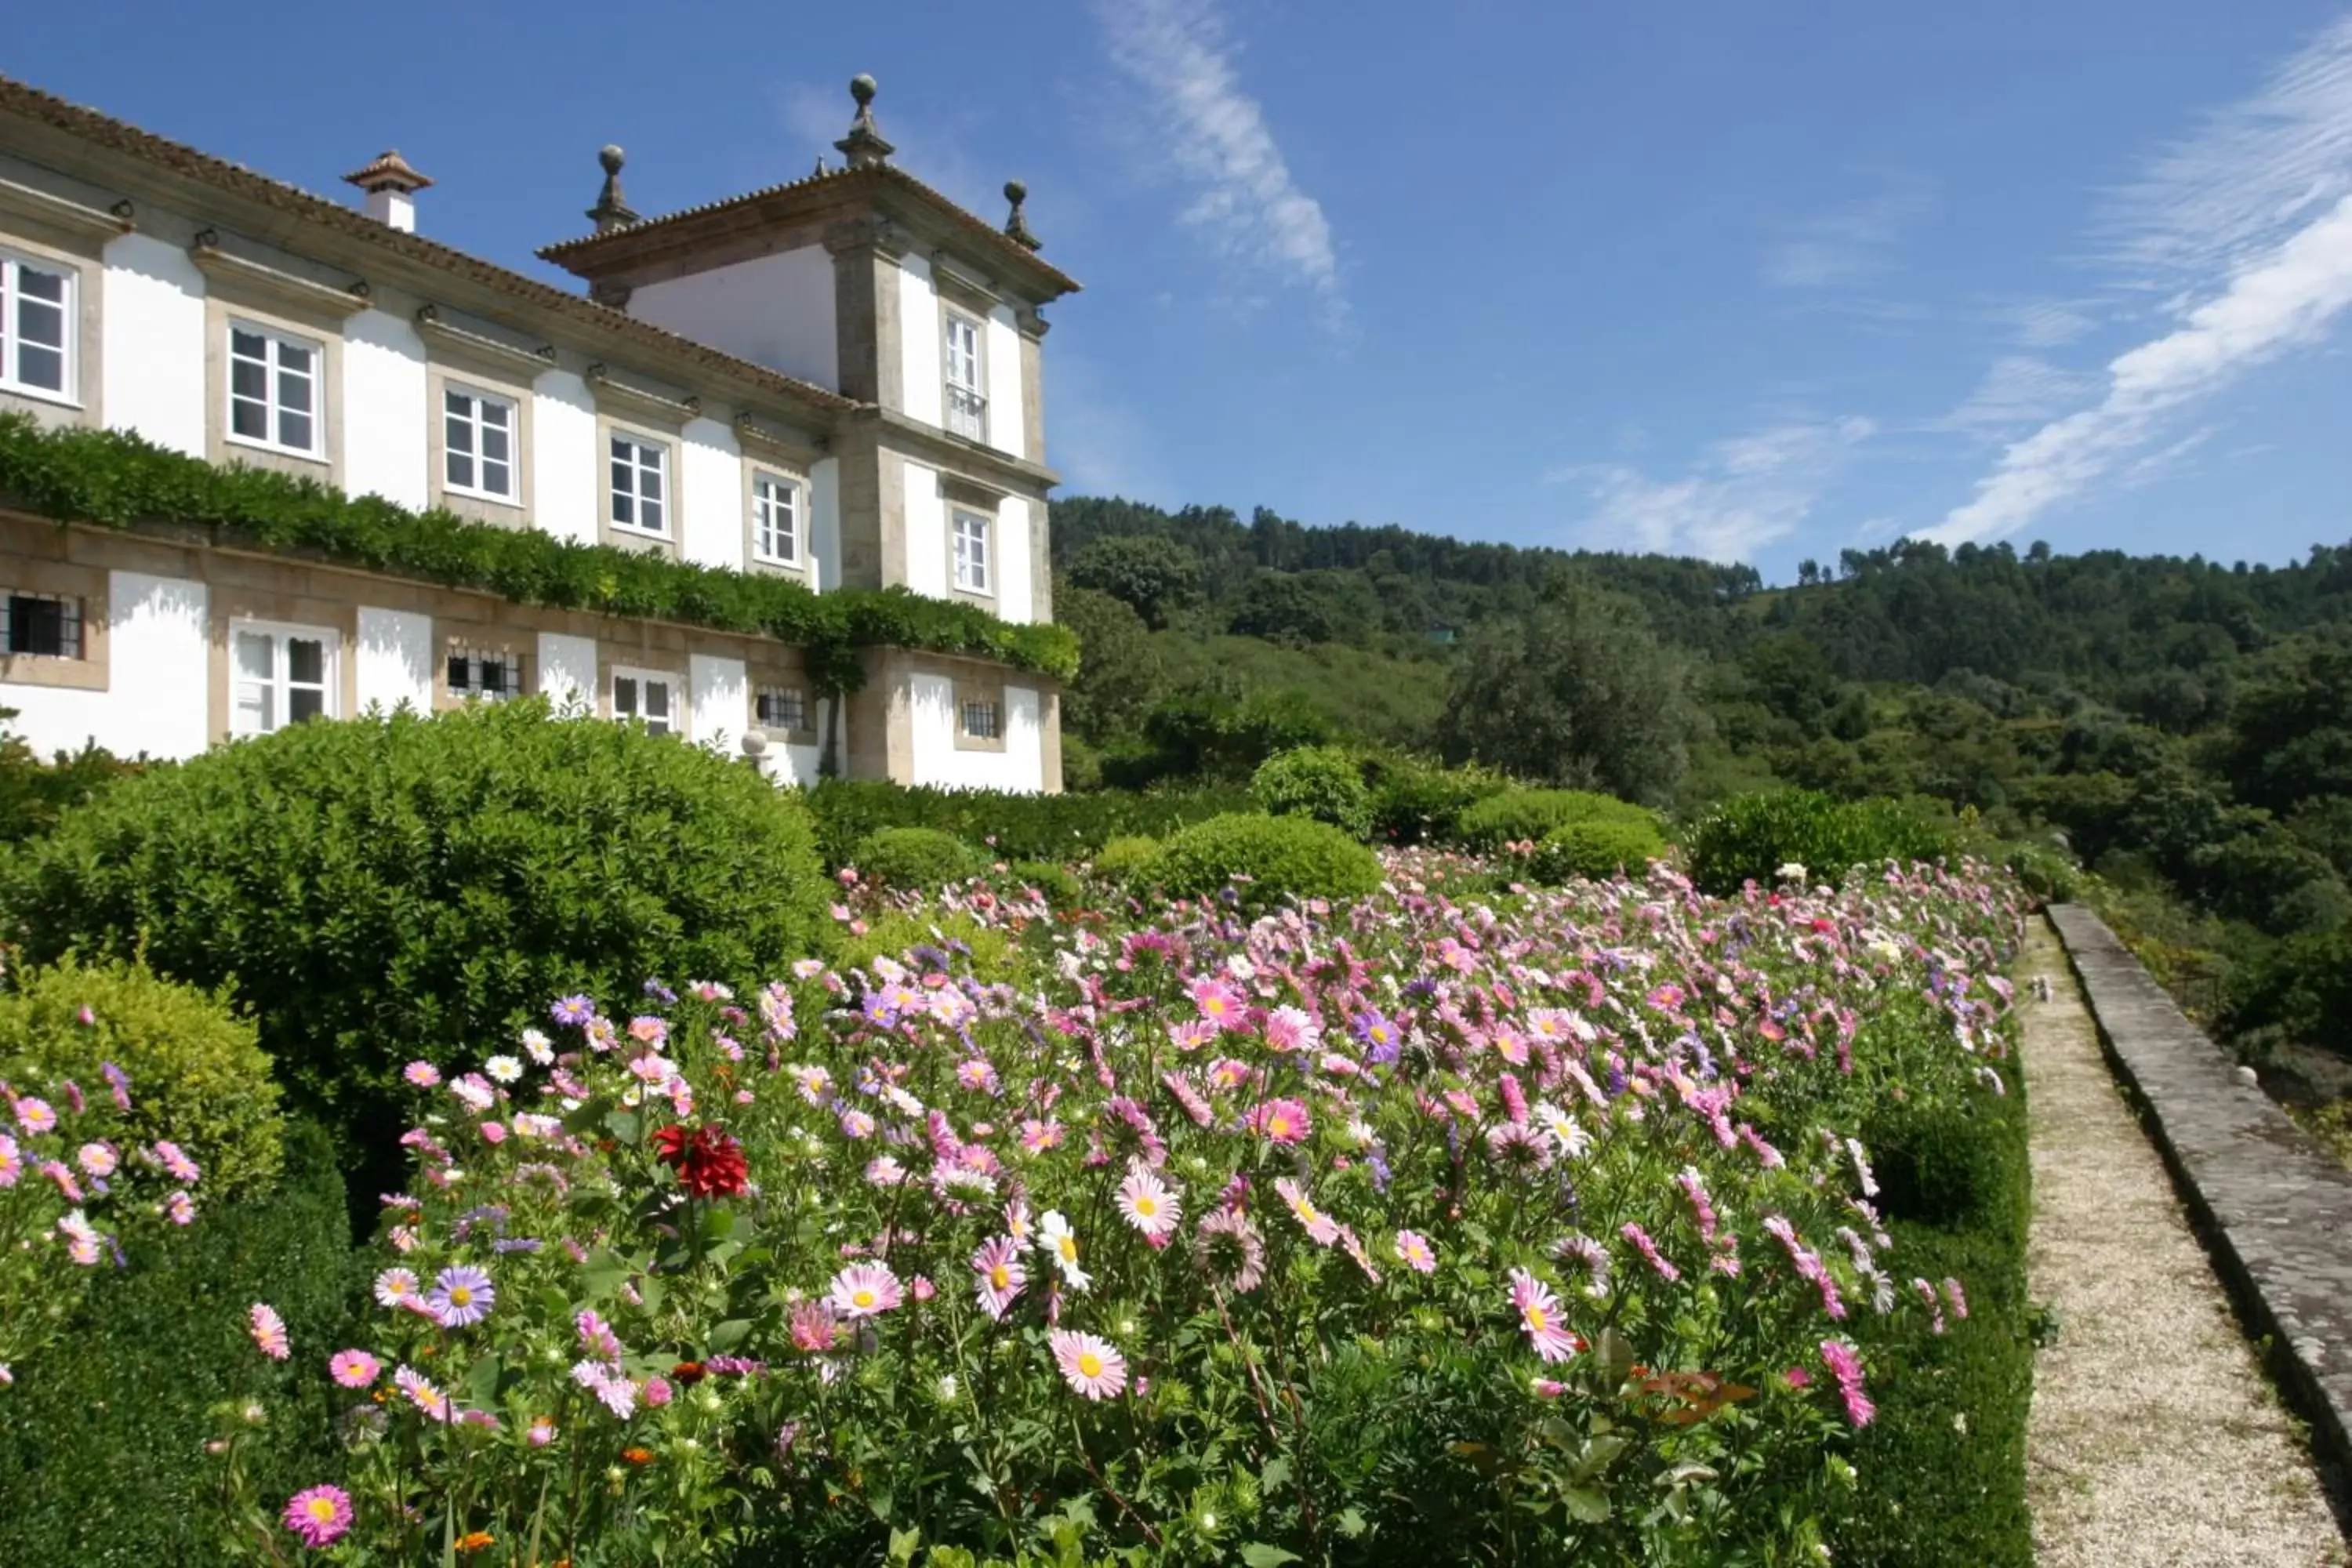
left=579, top=1247, right=629, bottom=1301
left=1240, top=1544, right=1301, bottom=1567
left=887, top=1525, right=922, bottom=1564
left=1562, top=1486, right=1611, bottom=1524
left=707, top=1318, right=753, bottom=1356
left=1259, top=1455, right=1291, bottom=1494
left=604, top=1108, right=641, bottom=1145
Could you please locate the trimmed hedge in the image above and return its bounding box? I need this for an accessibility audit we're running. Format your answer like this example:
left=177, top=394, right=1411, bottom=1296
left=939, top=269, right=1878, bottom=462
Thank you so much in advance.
left=1251, top=746, right=1375, bottom=840
left=1454, top=787, right=1656, bottom=852
left=1524, top=816, right=1668, bottom=884
left=0, top=415, right=1075, bottom=691
left=1364, top=752, right=1508, bottom=846
left=1142, top=811, right=1384, bottom=911
left=1686, top=789, right=1955, bottom=895
left=852, top=826, right=988, bottom=891
left=4, top=701, right=830, bottom=1198
left=1088, top=835, right=1162, bottom=884
left=803, top=779, right=1251, bottom=869
left=0, top=1120, right=359, bottom=1568
left=0, top=955, right=284, bottom=1201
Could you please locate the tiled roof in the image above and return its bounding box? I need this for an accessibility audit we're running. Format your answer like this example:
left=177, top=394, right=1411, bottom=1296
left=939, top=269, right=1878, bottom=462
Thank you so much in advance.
left=0, top=74, right=854, bottom=416
left=536, top=160, right=1083, bottom=299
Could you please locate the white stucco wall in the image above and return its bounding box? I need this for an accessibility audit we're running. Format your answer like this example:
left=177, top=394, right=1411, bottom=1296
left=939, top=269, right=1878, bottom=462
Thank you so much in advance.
left=533, top=370, right=599, bottom=546
left=627, top=247, right=838, bottom=392
left=985, top=303, right=1025, bottom=461
left=537, top=631, right=597, bottom=714
left=908, top=673, right=1044, bottom=792
left=809, top=456, right=841, bottom=593
left=897, top=254, right=941, bottom=427
left=679, top=418, right=742, bottom=571
left=343, top=310, right=429, bottom=509
left=101, top=233, right=205, bottom=456
left=2, top=570, right=209, bottom=760
left=689, top=652, right=745, bottom=754
left=355, top=606, right=432, bottom=713
left=995, top=495, right=1033, bottom=623
left=901, top=458, right=945, bottom=597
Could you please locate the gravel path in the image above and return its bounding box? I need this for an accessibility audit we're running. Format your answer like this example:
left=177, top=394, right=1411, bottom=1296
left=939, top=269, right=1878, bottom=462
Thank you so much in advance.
left=2024, top=920, right=2345, bottom=1566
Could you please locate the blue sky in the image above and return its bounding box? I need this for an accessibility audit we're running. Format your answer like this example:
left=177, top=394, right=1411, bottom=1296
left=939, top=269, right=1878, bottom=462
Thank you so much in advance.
left=13, top=2, right=2352, bottom=580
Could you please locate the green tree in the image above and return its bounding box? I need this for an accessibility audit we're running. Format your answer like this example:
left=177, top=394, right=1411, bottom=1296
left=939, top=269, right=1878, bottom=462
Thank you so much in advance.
left=1065, top=534, right=1203, bottom=629
left=1439, top=576, right=1700, bottom=804
left=2218, top=627, right=2352, bottom=813
left=1055, top=583, right=1163, bottom=742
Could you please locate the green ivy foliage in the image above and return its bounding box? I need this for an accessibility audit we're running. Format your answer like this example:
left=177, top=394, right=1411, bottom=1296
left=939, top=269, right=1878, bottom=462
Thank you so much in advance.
left=0, top=955, right=285, bottom=1201
left=0, top=416, right=1077, bottom=691
left=1250, top=746, right=1375, bottom=840
left=1141, top=811, right=1384, bottom=911
left=0, top=1121, right=358, bottom=1568
left=4, top=701, right=830, bottom=1198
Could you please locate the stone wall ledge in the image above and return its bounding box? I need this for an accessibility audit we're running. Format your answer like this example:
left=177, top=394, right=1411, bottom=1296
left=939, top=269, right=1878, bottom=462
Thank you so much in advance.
left=2049, top=903, right=2352, bottom=1504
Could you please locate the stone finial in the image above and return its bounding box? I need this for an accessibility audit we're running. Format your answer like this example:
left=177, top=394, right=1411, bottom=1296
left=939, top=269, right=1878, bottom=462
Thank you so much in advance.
left=586, top=144, right=639, bottom=234
left=835, top=74, right=896, bottom=169
left=1003, top=180, right=1041, bottom=251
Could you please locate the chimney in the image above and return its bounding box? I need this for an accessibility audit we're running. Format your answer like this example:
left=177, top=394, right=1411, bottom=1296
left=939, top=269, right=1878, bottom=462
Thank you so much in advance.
left=343, top=150, right=433, bottom=233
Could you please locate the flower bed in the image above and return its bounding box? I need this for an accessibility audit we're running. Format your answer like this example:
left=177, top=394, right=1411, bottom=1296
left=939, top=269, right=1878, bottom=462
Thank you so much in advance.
left=203, top=856, right=2027, bottom=1565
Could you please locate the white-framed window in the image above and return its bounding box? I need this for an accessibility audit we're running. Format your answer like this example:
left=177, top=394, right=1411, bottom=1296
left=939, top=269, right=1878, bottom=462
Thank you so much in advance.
left=2, top=590, right=82, bottom=659
left=751, top=473, right=801, bottom=565
left=609, top=434, right=668, bottom=535
left=447, top=647, right=521, bottom=702
left=230, top=623, right=336, bottom=736
left=444, top=387, right=517, bottom=501
left=960, top=697, right=1003, bottom=741
left=227, top=321, right=322, bottom=457
left=612, top=668, right=676, bottom=737
left=952, top=508, right=992, bottom=595
left=0, top=252, right=74, bottom=402
left=755, top=684, right=807, bottom=733
left=943, top=310, right=985, bottom=441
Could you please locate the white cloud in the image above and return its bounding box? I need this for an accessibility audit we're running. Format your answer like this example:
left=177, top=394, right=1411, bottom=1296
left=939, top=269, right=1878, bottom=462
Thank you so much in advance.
left=1933, top=355, right=2101, bottom=438
left=2002, top=299, right=2100, bottom=349
left=1762, top=186, right=1934, bottom=289
left=1931, top=20, right=2352, bottom=546
left=1093, top=0, right=1344, bottom=326
left=1548, top=417, right=1875, bottom=562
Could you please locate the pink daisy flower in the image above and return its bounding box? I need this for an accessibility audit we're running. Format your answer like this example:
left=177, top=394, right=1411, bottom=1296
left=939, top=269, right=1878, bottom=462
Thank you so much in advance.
left=788, top=1299, right=841, bottom=1354
left=1019, top=1118, right=1065, bottom=1152
left=372, top=1267, right=419, bottom=1311
left=75, top=1142, right=118, bottom=1178
left=1508, top=1269, right=1579, bottom=1364
left=164, top=1189, right=195, bottom=1226
left=1263, top=1004, right=1314, bottom=1054
left=1820, top=1338, right=1875, bottom=1428
left=154, top=1140, right=201, bottom=1183
left=971, top=1235, right=1026, bottom=1319
left=1049, top=1329, right=1129, bottom=1399
left=249, top=1302, right=291, bottom=1360
left=1191, top=979, right=1246, bottom=1032
left=281, top=1483, right=354, bottom=1548
left=1273, top=1176, right=1341, bottom=1246
left=1115, top=1167, right=1183, bottom=1240
left=328, top=1349, right=380, bottom=1388
left=1247, top=1098, right=1312, bottom=1146
left=395, top=1364, right=452, bottom=1421
left=528, top=1415, right=558, bottom=1447
left=1394, top=1229, right=1437, bottom=1274
left=401, top=1061, right=441, bottom=1089
left=13, top=1096, right=57, bottom=1135
left=827, top=1261, right=904, bottom=1320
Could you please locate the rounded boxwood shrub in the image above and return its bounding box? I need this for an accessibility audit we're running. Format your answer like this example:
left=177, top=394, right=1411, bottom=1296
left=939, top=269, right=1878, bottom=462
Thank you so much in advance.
left=1525, top=817, right=1668, bottom=884
left=3, top=700, right=830, bottom=1192
left=1143, top=811, right=1383, bottom=911
left=1250, top=746, right=1375, bottom=840
left=1455, top=788, right=1655, bottom=852
left=852, top=826, right=987, bottom=891
left=0, top=955, right=283, bottom=1201
left=0, top=1120, right=358, bottom=1568
left=1089, top=834, right=1162, bottom=884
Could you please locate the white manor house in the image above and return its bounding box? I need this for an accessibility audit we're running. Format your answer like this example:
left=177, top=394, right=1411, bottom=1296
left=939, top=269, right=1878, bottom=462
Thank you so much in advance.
left=0, top=73, right=1076, bottom=790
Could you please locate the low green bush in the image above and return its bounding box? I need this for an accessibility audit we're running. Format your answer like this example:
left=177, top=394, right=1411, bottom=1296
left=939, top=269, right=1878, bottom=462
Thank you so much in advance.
left=1524, top=816, right=1668, bottom=884
left=0, top=713, right=140, bottom=846
left=4, top=700, right=830, bottom=1203
left=1004, top=859, right=1083, bottom=910
left=1454, top=787, right=1655, bottom=852
left=1363, top=752, right=1507, bottom=845
left=851, top=826, right=987, bottom=891
left=2220, top=924, right=2352, bottom=1058
left=1088, top=835, right=1162, bottom=884
left=1686, top=789, right=1955, bottom=894
left=1250, top=745, right=1375, bottom=839
left=0, top=1121, right=358, bottom=1568
left=0, top=955, right=283, bottom=1201
left=1142, top=811, right=1383, bottom=911
left=803, top=779, right=1250, bottom=869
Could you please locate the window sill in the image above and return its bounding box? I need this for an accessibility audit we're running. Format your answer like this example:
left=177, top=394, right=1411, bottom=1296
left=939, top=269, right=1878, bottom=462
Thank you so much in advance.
left=444, top=485, right=521, bottom=509
left=0, top=383, right=81, bottom=411
left=226, top=434, right=326, bottom=466
left=0, top=650, right=104, bottom=691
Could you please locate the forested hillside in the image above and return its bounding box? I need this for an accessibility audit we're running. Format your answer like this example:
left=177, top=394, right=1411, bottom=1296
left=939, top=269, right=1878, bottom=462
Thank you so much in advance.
left=1053, top=492, right=2352, bottom=1084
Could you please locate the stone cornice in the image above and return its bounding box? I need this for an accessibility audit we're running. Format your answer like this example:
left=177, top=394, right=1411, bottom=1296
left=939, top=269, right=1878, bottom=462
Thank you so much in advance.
left=412, top=305, right=557, bottom=376
left=190, top=229, right=372, bottom=319
left=734, top=413, right=826, bottom=466
left=0, top=173, right=132, bottom=239
left=585, top=363, right=701, bottom=425
left=863, top=406, right=1060, bottom=495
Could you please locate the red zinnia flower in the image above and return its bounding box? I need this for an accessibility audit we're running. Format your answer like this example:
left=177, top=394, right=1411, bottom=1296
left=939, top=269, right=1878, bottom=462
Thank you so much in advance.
left=651, top=1123, right=750, bottom=1199
left=670, top=1360, right=707, bottom=1385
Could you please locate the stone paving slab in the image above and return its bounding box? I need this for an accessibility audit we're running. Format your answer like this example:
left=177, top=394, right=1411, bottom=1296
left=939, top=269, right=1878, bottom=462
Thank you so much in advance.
left=2050, top=903, right=2352, bottom=1507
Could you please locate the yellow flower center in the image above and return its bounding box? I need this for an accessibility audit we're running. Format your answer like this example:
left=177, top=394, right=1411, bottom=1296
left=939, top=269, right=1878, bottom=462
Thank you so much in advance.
left=852, top=1288, right=877, bottom=1309
left=1077, top=1352, right=1103, bottom=1377
left=449, top=1287, right=472, bottom=1306
left=1526, top=1305, right=1549, bottom=1333
left=1134, top=1196, right=1157, bottom=1217
left=1058, top=1236, right=1079, bottom=1262
left=306, top=1498, right=338, bottom=1523
left=1270, top=1116, right=1291, bottom=1136
left=989, top=1265, right=1011, bottom=1289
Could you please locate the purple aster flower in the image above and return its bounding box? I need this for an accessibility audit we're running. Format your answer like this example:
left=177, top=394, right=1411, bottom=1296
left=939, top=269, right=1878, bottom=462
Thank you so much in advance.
left=100, top=1062, right=132, bottom=1112
left=427, top=1265, right=495, bottom=1327
left=642, top=978, right=678, bottom=1004
left=550, top=995, right=595, bottom=1027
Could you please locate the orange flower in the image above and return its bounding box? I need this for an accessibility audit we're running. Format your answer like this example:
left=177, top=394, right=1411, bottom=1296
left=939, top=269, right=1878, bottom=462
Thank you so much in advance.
left=456, top=1531, right=495, bottom=1554
left=622, top=1445, right=655, bottom=1465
